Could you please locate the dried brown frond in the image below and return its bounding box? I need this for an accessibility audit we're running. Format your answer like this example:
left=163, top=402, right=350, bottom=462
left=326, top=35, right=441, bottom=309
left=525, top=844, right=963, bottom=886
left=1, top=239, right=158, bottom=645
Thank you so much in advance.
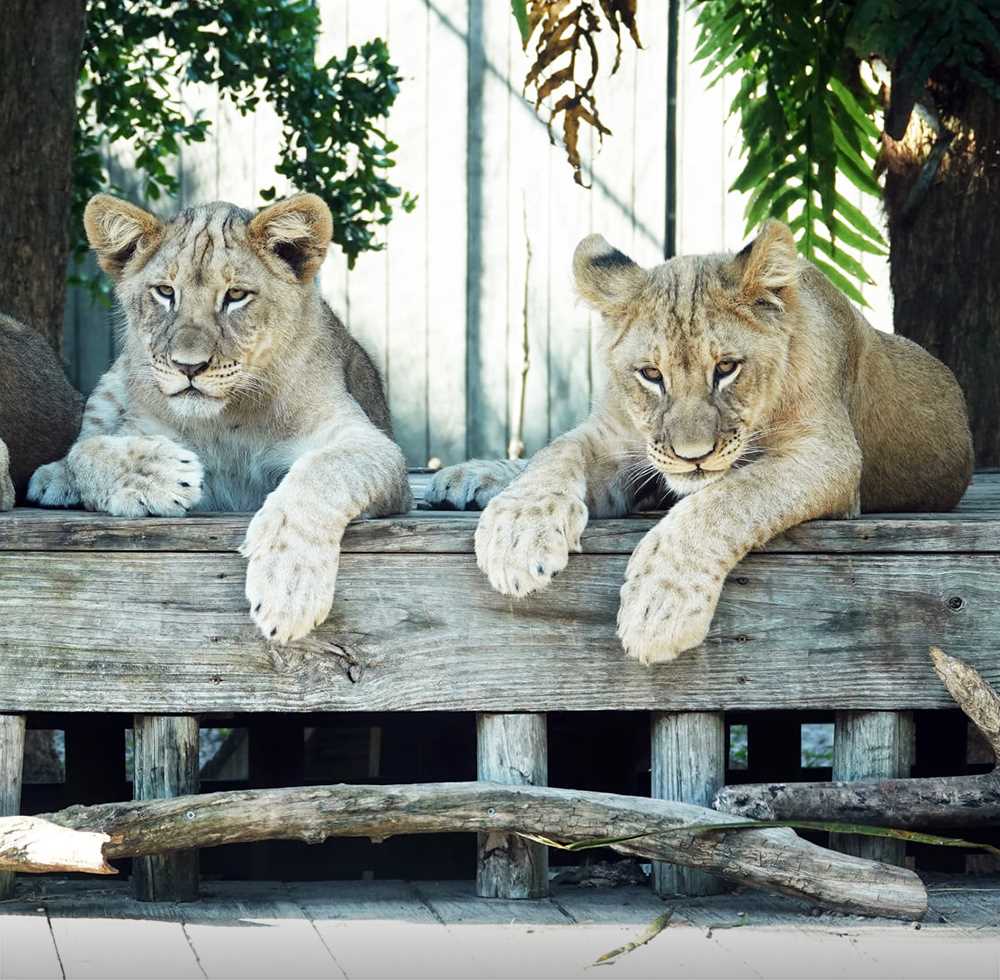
left=520, top=1, right=642, bottom=186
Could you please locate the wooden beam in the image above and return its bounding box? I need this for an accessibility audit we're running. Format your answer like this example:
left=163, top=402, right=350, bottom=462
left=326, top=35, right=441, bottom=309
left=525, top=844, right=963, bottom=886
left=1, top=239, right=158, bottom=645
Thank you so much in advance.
left=0, top=715, right=24, bottom=899
left=132, top=715, right=199, bottom=902
left=0, top=554, right=997, bottom=713
left=651, top=712, right=726, bottom=897
left=0, top=815, right=114, bottom=875
left=830, top=711, right=914, bottom=865
left=476, top=713, right=548, bottom=899
left=34, top=781, right=927, bottom=919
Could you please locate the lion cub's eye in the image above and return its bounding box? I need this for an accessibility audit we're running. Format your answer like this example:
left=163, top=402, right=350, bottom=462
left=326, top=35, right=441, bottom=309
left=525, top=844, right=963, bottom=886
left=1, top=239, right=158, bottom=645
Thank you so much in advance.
left=714, top=360, right=742, bottom=386
left=226, top=288, right=248, bottom=303
left=153, top=285, right=174, bottom=300
left=638, top=366, right=663, bottom=384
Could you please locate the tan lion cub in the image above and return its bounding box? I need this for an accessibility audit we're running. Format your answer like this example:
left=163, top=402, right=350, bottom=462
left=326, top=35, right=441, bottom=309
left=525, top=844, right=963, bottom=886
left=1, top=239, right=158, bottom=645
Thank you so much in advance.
left=30, top=193, right=410, bottom=644
left=429, top=221, right=973, bottom=664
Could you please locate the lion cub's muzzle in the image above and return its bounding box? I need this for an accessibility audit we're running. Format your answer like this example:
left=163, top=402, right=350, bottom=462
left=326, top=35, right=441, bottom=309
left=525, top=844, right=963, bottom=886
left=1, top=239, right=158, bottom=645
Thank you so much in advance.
left=648, top=430, right=744, bottom=476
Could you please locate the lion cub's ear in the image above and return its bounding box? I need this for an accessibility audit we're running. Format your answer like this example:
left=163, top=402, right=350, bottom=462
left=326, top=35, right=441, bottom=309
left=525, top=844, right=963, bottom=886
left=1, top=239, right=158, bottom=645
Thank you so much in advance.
left=734, top=219, right=799, bottom=312
left=84, top=194, right=165, bottom=280
left=573, top=234, right=646, bottom=314
left=249, top=194, right=333, bottom=282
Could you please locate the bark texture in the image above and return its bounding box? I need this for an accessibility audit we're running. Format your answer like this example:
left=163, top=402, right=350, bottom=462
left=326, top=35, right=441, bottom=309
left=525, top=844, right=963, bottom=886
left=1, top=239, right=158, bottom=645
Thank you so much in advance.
left=27, top=781, right=927, bottom=920
left=885, top=72, right=1000, bottom=467
left=0, top=1, right=87, bottom=348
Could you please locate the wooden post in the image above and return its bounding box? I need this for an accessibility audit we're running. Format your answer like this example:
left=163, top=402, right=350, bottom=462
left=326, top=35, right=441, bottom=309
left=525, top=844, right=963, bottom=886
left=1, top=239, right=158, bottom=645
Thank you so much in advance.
left=476, top=713, right=547, bottom=899
left=132, top=715, right=200, bottom=902
left=651, top=711, right=726, bottom=896
left=832, top=710, right=915, bottom=865
left=0, top=715, right=25, bottom=900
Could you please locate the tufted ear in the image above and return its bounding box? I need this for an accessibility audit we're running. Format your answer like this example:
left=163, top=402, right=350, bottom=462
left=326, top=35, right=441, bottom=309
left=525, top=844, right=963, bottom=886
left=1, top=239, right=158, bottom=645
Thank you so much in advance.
left=248, top=194, right=332, bottom=282
left=573, top=234, right=647, bottom=314
left=734, top=219, right=800, bottom=312
left=84, top=194, right=164, bottom=280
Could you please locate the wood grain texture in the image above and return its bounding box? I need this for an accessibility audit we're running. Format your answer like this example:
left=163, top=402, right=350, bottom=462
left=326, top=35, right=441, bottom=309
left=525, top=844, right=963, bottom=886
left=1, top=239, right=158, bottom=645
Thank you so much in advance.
left=0, top=550, right=996, bottom=713
left=476, top=713, right=548, bottom=899
left=132, top=715, right=200, bottom=902
left=830, top=711, right=914, bottom=865
left=651, top=712, right=726, bottom=897
left=39, top=781, right=928, bottom=919
left=0, top=714, right=25, bottom=899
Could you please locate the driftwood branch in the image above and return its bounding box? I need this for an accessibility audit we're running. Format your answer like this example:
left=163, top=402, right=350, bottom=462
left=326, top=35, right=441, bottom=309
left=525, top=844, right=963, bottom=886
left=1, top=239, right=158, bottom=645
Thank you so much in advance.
left=0, top=816, right=115, bottom=875
left=716, top=648, right=1000, bottom=828
left=14, top=781, right=926, bottom=919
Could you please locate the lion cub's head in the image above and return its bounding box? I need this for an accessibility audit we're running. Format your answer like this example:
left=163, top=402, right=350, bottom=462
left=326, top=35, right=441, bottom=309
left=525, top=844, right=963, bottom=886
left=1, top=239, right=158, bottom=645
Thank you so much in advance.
left=84, top=192, right=333, bottom=419
left=575, top=220, right=802, bottom=497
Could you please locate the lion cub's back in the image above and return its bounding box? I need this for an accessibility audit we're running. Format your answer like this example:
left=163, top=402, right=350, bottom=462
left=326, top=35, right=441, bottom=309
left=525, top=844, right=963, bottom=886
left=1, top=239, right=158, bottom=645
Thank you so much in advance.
left=0, top=314, right=83, bottom=498
left=320, top=302, right=393, bottom=437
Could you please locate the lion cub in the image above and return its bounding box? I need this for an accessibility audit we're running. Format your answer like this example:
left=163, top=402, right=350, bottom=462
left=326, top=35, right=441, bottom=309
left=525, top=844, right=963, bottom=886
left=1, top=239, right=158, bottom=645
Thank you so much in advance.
left=0, top=314, right=82, bottom=510
left=30, top=193, right=410, bottom=644
left=428, top=221, right=973, bottom=664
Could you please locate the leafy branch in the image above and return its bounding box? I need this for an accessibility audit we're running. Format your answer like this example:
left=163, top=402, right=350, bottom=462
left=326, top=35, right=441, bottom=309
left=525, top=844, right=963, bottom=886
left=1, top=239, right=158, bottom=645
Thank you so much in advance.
left=74, top=0, right=415, bottom=295
left=692, top=0, right=1000, bottom=303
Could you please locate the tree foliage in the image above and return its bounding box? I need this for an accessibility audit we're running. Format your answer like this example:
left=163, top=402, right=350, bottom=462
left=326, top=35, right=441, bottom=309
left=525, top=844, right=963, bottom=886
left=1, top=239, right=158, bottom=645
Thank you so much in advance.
left=74, top=0, right=414, bottom=289
left=511, top=0, right=641, bottom=185
left=693, top=0, right=1000, bottom=303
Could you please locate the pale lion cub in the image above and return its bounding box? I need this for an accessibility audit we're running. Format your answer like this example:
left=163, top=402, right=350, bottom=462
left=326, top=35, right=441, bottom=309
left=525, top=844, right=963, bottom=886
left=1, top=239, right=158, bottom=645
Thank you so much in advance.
left=428, top=221, right=973, bottom=664
left=30, top=193, right=410, bottom=643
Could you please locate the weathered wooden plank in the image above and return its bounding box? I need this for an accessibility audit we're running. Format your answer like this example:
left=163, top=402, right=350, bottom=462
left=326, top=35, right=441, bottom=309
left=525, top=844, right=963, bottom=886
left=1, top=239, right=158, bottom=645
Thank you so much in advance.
left=0, top=714, right=25, bottom=899
left=0, top=553, right=995, bottom=713
left=132, top=715, right=199, bottom=902
left=651, top=711, right=726, bottom=897
left=830, top=711, right=915, bottom=866
left=476, top=713, right=548, bottom=899
left=1, top=508, right=998, bottom=555
left=0, top=910, right=65, bottom=980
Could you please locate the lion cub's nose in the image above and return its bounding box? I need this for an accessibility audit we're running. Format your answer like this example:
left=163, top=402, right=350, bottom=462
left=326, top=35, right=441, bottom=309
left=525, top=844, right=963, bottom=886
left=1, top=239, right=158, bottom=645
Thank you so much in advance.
left=172, top=357, right=210, bottom=379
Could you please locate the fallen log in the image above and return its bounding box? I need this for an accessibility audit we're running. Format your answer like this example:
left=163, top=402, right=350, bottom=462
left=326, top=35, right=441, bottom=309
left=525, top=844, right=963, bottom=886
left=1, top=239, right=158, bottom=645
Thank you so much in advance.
left=0, top=816, right=114, bottom=875
left=716, top=648, right=1000, bottom=828
left=25, top=781, right=926, bottom=919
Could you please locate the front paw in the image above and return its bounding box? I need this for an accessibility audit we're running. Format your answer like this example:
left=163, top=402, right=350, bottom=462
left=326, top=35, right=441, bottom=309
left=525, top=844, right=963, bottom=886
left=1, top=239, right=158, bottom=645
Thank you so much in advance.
left=70, top=435, right=203, bottom=517
left=0, top=469, right=14, bottom=512
left=241, top=497, right=344, bottom=644
left=617, top=538, right=719, bottom=664
left=28, top=459, right=80, bottom=508
left=425, top=459, right=525, bottom=511
left=474, top=490, right=587, bottom=597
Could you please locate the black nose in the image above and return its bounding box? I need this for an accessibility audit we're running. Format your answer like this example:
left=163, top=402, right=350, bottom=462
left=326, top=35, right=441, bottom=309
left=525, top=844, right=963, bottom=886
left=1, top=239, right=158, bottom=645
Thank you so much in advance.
left=172, top=359, right=210, bottom=379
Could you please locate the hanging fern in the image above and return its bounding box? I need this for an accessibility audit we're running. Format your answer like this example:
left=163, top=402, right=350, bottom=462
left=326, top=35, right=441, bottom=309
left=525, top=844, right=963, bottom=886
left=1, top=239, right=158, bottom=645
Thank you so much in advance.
left=692, top=0, right=1000, bottom=304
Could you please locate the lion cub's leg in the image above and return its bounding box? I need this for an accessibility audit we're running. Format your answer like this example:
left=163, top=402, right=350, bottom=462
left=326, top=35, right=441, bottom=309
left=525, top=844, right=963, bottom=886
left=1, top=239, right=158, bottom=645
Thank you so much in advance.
left=617, top=434, right=862, bottom=664
left=0, top=440, right=15, bottom=511
left=241, top=414, right=410, bottom=644
left=425, top=458, right=527, bottom=510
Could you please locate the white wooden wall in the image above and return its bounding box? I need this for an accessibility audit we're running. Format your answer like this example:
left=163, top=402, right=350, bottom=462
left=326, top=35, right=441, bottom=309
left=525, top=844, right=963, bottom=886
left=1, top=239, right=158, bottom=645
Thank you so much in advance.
left=63, top=0, right=889, bottom=468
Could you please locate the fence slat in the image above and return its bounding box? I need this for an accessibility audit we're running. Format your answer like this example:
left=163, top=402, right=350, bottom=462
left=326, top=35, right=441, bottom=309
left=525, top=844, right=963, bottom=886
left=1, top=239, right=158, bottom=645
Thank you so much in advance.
left=0, top=714, right=25, bottom=899
left=132, top=715, right=200, bottom=902
left=651, top=711, right=727, bottom=896
left=476, top=713, right=548, bottom=898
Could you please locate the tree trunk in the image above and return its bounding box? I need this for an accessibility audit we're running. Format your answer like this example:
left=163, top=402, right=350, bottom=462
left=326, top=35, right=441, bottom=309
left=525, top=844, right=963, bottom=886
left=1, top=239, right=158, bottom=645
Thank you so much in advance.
left=885, top=73, right=1000, bottom=468
left=0, top=1, right=87, bottom=350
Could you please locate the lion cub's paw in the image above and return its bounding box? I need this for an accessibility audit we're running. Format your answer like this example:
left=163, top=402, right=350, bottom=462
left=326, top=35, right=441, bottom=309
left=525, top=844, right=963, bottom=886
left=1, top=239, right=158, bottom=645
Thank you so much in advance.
left=27, top=459, right=80, bottom=508
left=0, top=470, right=14, bottom=512
left=474, top=490, right=588, bottom=597
left=241, top=496, right=344, bottom=645
left=70, top=435, right=203, bottom=517
left=424, top=459, right=526, bottom=511
left=617, top=534, right=718, bottom=664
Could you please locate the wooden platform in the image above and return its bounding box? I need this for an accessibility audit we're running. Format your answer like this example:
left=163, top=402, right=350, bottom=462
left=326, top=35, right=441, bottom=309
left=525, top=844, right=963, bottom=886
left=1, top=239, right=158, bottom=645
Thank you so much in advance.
left=0, top=472, right=997, bottom=714
left=1, top=876, right=997, bottom=979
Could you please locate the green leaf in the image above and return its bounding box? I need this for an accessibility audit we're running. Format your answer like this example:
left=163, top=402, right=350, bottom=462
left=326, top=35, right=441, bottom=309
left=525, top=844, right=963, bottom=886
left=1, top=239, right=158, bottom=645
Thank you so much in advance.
left=510, top=0, right=531, bottom=46
left=811, top=255, right=870, bottom=306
